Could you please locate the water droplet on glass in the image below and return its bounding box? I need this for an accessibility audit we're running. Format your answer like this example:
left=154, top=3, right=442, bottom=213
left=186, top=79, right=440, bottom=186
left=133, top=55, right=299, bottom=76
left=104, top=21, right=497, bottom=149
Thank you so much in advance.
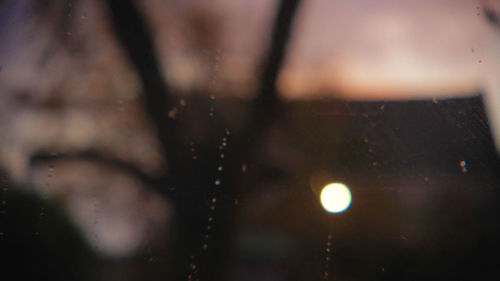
left=460, top=160, right=468, bottom=172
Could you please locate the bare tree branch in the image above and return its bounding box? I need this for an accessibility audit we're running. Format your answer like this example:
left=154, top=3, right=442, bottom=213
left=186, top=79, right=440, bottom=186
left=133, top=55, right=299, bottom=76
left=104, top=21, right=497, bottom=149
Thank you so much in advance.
left=253, top=0, right=301, bottom=118
left=481, top=0, right=500, bottom=28
left=104, top=0, right=181, bottom=177
left=485, top=7, right=500, bottom=26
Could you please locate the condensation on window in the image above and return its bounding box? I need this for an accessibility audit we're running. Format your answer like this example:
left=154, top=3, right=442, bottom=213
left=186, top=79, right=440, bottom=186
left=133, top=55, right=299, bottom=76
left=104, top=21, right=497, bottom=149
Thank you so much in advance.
left=1, top=0, right=500, bottom=281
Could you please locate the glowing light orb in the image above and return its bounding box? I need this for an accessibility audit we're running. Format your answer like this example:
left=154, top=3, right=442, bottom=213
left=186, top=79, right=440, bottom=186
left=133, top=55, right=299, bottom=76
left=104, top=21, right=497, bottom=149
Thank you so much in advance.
left=320, top=183, right=352, bottom=213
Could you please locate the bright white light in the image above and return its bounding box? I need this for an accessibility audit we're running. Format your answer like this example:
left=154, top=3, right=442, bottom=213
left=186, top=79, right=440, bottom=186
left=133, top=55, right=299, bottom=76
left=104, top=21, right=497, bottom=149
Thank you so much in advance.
left=320, top=183, right=352, bottom=213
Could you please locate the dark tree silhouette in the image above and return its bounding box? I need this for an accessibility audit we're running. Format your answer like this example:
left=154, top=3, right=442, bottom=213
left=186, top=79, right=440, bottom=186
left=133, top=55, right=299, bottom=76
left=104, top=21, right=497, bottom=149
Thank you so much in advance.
left=30, top=0, right=303, bottom=280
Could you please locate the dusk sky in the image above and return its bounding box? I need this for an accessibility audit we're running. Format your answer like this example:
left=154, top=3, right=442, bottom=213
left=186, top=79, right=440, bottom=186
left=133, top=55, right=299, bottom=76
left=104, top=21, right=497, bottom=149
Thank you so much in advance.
left=280, top=0, right=500, bottom=100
